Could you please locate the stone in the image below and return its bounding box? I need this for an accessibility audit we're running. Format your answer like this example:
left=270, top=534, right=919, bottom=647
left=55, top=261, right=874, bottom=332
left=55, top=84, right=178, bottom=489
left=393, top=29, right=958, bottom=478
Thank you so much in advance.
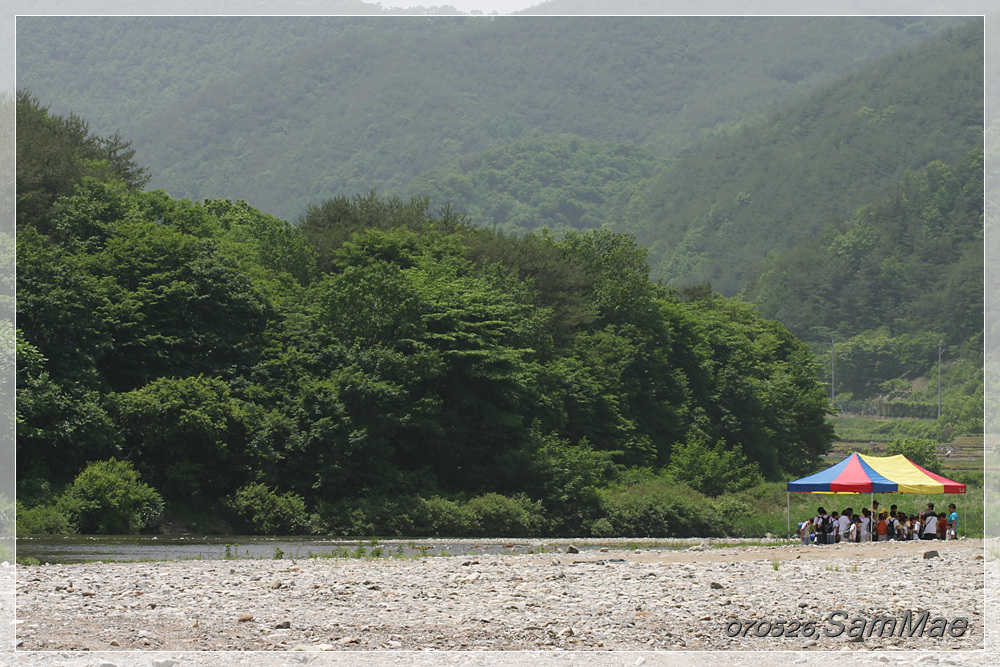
left=710, top=582, right=724, bottom=589
left=152, top=661, right=180, bottom=667
left=923, top=550, right=940, bottom=559
left=566, top=545, right=579, bottom=554
left=275, top=619, right=291, bottom=629
left=237, top=613, right=253, bottom=622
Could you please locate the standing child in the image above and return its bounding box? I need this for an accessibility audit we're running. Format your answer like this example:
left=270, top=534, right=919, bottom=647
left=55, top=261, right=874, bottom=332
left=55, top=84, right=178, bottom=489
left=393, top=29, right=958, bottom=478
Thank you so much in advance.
left=896, top=513, right=908, bottom=541
left=936, top=512, right=947, bottom=540
left=947, top=503, right=959, bottom=540
left=875, top=511, right=890, bottom=541
left=859, top=509, right=872, bottom=542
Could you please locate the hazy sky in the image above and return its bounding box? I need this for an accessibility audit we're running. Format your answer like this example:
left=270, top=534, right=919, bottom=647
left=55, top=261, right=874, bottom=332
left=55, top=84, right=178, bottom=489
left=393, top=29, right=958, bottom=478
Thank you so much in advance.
left=381, top=0, right=545, bottom=12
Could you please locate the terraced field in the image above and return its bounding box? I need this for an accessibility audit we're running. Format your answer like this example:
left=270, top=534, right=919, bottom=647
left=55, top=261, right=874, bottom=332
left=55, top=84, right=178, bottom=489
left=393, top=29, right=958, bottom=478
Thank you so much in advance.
left=826, top=416, right=983, bottom=475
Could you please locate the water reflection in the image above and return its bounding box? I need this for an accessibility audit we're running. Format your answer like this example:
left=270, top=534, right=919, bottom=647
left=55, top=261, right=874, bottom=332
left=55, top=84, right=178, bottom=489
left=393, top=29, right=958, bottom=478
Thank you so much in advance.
left=15, top=535, right=575, bottom=563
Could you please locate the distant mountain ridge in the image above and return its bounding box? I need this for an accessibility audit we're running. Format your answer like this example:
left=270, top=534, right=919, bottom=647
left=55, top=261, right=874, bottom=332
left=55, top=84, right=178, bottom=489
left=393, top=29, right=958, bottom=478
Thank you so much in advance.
left=16, top=15, right=966, bottom=223
left=619, top=19, right=983, bottom=295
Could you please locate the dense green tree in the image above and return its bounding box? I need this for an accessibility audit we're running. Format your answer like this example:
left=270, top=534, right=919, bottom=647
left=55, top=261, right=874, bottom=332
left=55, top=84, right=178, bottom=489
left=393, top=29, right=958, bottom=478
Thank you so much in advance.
left=15, top=90, right=148, bottom=231
left=113, top=375, right=261, bottom=501
left=15, top=101, right=841, bottom=530
left=56, top=458, right=163, bottom=534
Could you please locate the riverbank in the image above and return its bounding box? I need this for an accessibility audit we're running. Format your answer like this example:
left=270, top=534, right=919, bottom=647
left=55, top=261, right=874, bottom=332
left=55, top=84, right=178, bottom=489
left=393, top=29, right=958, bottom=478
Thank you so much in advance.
left=14, top=538, right=986, bottom=653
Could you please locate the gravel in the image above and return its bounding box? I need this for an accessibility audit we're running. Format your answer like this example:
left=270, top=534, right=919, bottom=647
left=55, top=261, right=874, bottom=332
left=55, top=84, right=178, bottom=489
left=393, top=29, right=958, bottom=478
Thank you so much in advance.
left=3, top=538, right=996, bottom=666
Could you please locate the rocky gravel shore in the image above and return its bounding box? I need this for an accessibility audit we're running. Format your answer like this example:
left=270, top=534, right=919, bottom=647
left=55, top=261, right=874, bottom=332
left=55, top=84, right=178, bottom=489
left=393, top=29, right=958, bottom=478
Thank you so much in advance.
left=11, top=538, right=989, bottom=661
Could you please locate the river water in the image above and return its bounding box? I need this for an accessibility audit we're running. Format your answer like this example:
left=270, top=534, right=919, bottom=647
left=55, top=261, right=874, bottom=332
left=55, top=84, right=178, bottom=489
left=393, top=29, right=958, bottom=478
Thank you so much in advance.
left=14, top=535, right=715, bottom=564
left=14, top=535, right=590, bottom=563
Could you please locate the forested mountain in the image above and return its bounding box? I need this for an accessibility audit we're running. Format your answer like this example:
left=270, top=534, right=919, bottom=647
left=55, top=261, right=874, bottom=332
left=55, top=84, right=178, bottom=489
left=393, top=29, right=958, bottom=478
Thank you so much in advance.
left=743, top=148, right=983, bottom=346
left=620, top=20, right=983, bottom=295
left=16, top=94, right=835, bottom=536
left=15, top=16, right=965, bottom=222
left=404, top=134, right=661, bottom=236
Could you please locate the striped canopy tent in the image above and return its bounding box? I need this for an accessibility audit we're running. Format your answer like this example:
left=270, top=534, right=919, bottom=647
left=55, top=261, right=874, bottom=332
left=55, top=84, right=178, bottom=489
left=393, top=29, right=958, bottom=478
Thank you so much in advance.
left=786, top=453, right=966, bottom=538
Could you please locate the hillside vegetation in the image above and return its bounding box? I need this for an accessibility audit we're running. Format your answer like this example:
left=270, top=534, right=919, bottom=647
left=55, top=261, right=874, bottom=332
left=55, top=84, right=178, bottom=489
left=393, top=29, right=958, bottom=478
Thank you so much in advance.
left=15, top=16, right=965, bottom=222
left=620, top=20, right=983, bottom=295
left=16, top=95, right=837, bottom=537
left=12, top=16, right=984, bottom=537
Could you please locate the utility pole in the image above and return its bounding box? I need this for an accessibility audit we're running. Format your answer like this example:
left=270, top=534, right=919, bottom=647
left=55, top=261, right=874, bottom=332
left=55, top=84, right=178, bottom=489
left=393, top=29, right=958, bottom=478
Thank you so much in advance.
left=831, top=338, right=835, bottom=403
left=937, top=341, right=943, bottom=419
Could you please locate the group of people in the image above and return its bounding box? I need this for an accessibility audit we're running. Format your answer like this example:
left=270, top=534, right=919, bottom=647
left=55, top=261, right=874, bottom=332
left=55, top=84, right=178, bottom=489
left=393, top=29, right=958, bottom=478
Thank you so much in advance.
left=798, top=501, right=959, bottom=544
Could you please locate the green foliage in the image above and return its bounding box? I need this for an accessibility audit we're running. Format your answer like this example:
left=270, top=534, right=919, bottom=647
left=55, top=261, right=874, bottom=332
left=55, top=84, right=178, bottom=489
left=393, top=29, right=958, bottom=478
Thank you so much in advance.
left=746, top=148, right=983, bottom=347
left=595, top=480, right=719, bottom=538
left=665, top=436, right=763, bottom=497
left=315, top=496, right=423, bottom=537
left=884, top=437, right=943, bottom=474
left=17, top=17, right=963, bottom=221
left=16, top=101, right=840, bottom=530
left=113, top=376, right=259, bottom=500
left=631, top=21, right=983, bottom=295
left=223, top=483, right=308, bottom=535
left=462, top=493, right=547, bottom=538
left=15, top=502, right=73, bottom=536
left=0, top=495, right=14, bottom=536
left=15, top=91, right=148, bottom=231
left=407, top=134, right=662, bottom=235
left=56, top=459, right=164, bottom=534
left=502, top=430, right=617, bottom=535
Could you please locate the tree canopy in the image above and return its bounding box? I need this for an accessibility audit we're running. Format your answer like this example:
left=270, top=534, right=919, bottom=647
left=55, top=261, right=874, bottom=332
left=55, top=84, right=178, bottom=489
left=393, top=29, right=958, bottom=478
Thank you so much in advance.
left=16, top=98, right=836, bottom=531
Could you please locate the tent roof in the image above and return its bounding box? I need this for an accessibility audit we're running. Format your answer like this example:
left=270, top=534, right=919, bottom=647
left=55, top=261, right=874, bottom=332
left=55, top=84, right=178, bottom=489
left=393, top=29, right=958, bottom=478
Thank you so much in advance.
left=787, top=452, right=965, bottom=494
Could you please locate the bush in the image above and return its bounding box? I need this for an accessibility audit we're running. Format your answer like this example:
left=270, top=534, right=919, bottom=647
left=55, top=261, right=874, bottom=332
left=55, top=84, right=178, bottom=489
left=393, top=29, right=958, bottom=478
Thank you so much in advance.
left=16, top=502, right=73, bottom=536
left=315, top=496, right=420, bottom=537
left=463, top=493, right=547, bottom=537
left=665, top=436, right=763, bottom=496
left=56, top=459, right=163, bottom=534
left=414, top=496, right=472, bottom=536
left=596, top=480, right=720, bottom=537
left=223, top=483, right=308, bottom=535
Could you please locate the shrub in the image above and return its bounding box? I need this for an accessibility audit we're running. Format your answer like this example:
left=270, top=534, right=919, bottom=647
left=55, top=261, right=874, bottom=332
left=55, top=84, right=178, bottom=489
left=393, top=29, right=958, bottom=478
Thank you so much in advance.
left=666, top=436, right=763, bottom=496
left=15, top=501, right=73, bottom=536
left=315, top=496, right=421, bottom=537
left=597, top=480, right=719, bottom=537
left=463, top=493, right=547, bottom=537
left=223, top=483, right=308, bottom=535
left=415, top=496, right=472, bottom=536
left=56, top=459, right=163, bottom=534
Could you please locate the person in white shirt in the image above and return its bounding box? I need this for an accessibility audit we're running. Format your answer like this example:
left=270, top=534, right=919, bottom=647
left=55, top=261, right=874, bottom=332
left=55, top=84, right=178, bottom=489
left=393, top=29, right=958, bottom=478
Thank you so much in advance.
left=837, top=509, right=852, bottom=544
left=922, top=511, right=938, bottom=540
left=859, top=508, right=872, bottom=542
left=813, top=507, right=833, bottom=545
